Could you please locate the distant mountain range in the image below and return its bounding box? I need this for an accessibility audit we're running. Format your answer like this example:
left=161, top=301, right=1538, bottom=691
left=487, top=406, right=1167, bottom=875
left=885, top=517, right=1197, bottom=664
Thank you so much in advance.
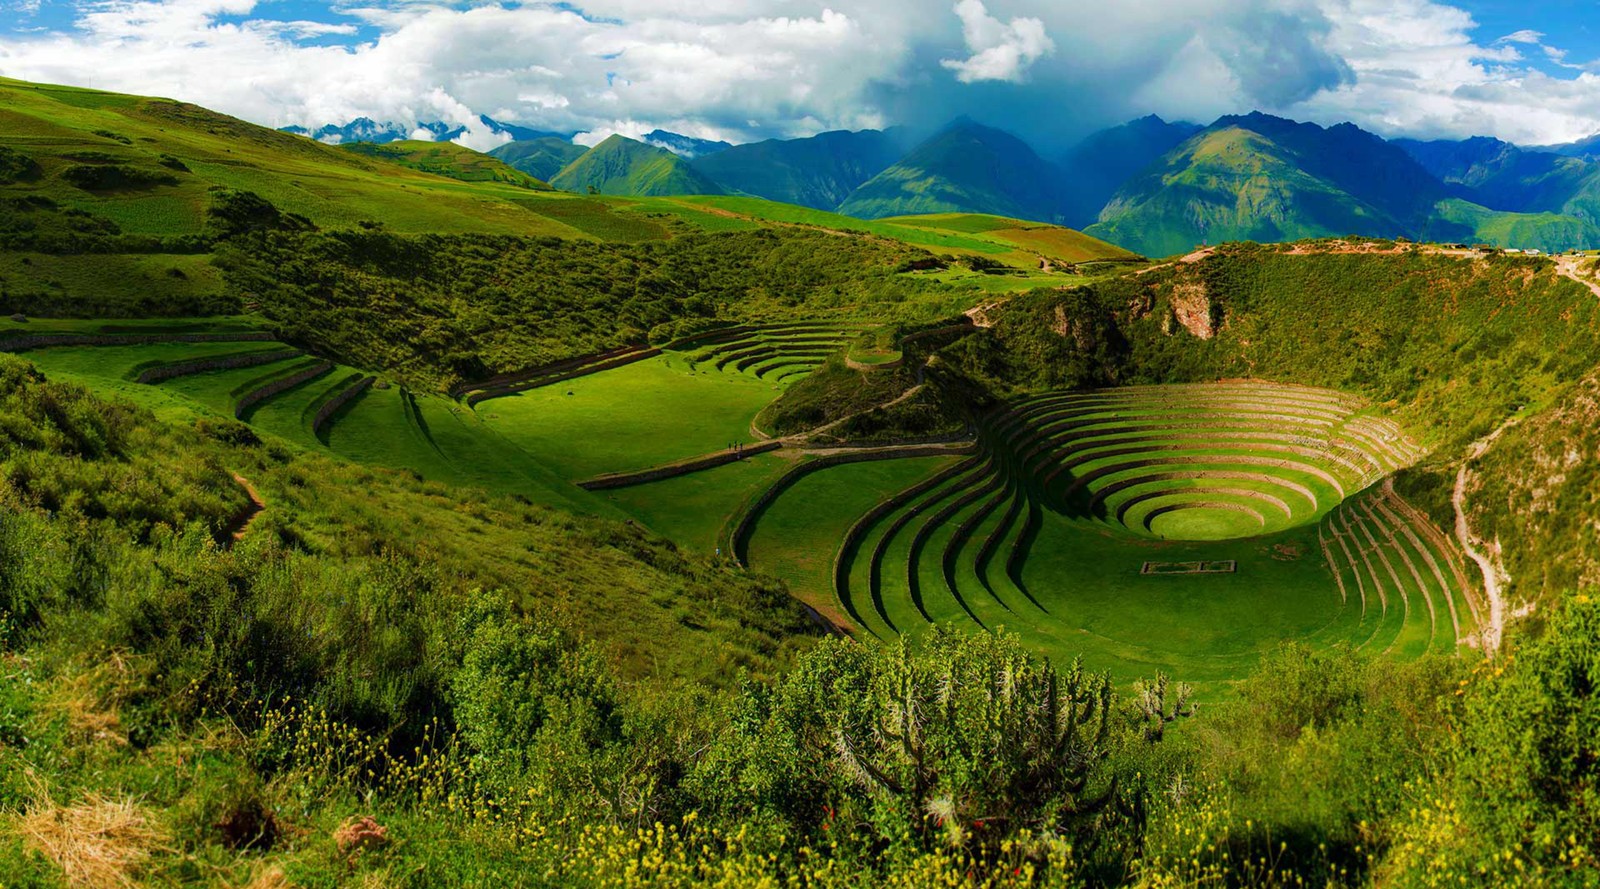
left=287, top=113, right=1600, bottom=255
left=641, top=130, right=731, bottom=159
left=282, top=115, right=562, bottom=145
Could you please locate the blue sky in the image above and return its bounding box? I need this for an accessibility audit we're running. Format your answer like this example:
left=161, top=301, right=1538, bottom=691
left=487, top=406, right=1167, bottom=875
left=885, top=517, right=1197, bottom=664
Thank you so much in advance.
left=4, top=1, right=1600, bottom=151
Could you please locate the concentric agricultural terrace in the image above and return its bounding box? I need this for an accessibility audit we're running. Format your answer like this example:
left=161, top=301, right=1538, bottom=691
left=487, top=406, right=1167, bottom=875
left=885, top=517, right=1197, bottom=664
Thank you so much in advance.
left=740, top=380, right=1485, bottom=685
left=0, top=319, right=866, bottom=510
left=2, top=320, right=1485, bottom=687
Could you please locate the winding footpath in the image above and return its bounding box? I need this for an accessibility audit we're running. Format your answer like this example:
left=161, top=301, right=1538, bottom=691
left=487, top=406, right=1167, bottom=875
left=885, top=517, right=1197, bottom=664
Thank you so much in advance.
left=225, top=473, right=266, bottom=546
left=1452, top=419, right=1519, bottom=654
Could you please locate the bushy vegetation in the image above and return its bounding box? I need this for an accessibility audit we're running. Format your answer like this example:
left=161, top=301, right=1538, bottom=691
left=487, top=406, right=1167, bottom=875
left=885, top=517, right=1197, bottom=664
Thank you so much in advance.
left=1467, top=366, right=1600, bottom=602
left=948, top=245, right=1600, bottom=448
left=220, top=227, right=936, bottom=391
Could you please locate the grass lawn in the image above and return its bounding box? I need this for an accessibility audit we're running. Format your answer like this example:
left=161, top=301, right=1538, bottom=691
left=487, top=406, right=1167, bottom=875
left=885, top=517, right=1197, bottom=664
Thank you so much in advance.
left=745, top=455, right=964, bottom=623
left=10, top=340, right=287, bottom=380
left=1016, top=517, right=1343, bottom=688
left=325, top=385, right=612, bottom=515
left=478, top=355, right=787, bottom=480
left=608, top=451, right=796, bottom=554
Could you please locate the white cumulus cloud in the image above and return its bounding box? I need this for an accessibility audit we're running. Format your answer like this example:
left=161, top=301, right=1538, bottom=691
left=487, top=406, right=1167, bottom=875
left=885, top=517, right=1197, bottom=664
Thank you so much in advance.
left=940, top=0, right=1054, bottom=83
left=1, top=0, right=1600, bottom=149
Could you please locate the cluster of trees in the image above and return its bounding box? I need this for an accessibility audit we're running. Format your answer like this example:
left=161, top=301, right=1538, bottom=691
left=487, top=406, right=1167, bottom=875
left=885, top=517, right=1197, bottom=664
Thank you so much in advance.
left=218, top=226, right=936, bottom=391
left=0, top=188, right=311, bottom=259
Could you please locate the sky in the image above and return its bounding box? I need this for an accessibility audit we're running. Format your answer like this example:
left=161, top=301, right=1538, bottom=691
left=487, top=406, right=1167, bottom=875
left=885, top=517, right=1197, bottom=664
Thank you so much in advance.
left=4, top=0, right=1600, bottom=153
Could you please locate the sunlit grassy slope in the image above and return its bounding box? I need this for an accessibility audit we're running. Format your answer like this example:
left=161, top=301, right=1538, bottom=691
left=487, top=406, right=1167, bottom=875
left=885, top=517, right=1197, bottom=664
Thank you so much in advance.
left=0, top=76, right=1137, bottom=314
left=337, top=140, right=552, bottom=190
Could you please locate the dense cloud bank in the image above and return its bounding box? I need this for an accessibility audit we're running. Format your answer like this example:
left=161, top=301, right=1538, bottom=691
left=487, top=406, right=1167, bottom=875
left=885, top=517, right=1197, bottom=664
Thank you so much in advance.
left=3, top=0, right=1600, bottom=150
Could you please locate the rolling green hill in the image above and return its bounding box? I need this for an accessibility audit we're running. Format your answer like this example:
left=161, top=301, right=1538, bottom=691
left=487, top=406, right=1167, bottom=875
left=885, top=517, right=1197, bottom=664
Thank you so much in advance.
left=489, top=136, right=588, bottom=182
left=1424, top=198, right=1600, bottom=252
left=690, top=128, right=910, bottom=210
left=550, top=134, right=725, bottom=196
left=1085, top=126, right=1405, bottom=256
left=0, top=76, right=594, bottom=239
left=1057, top=115, right=1200, bottom=227
left=836, top=119, right=1066, bottom=222
left=338, top=140, right=551, bottom=190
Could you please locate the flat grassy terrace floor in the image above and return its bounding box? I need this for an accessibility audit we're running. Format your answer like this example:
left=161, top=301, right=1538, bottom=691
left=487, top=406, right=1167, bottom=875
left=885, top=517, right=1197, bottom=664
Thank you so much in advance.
left=477, top=354, right=791, bottom=481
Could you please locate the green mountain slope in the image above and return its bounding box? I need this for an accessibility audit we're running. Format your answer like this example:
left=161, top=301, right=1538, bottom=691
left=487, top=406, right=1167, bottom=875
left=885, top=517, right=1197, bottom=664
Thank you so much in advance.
left=836, top=119, right=1065, bottom=222
left=0, top=76, right=610, bottom=238
left=1423, top=198, right=1600, bottom=251
left=1057, top=115, right=1200, bottom=227
left=1085, top=128, right=1398, bottom=257
left=550, top=135, right=725, bottom=196
left=490, top=136, right=588, bottom=182
left=1395, top=136, right=1600, bottom=218
left=339, top=140, right=550, bottom=190
left=1086, top=114, right=1450, bottom=257
left=690, top=129, right=910, bottom=210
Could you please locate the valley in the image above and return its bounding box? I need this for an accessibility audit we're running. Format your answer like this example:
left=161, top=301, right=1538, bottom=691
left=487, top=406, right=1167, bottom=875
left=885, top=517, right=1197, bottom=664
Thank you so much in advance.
left=0, top=73, right=1595, bottom=888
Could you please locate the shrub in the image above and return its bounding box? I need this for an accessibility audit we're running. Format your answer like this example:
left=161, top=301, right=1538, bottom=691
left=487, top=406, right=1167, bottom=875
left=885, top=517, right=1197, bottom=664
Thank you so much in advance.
left=695, top=629, right=1119, bottom=858
left=60, top=164, right=180, bottom=191
left=0, top=146, right=40, bottom=184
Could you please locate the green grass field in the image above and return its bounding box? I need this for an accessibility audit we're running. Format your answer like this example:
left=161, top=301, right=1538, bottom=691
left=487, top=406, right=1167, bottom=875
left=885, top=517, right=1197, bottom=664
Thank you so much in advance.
left=745, top=455, right=965, bottom=619
left=477, top=354, right=791, bottom=480
left=607, top=450, right=797, bottom=554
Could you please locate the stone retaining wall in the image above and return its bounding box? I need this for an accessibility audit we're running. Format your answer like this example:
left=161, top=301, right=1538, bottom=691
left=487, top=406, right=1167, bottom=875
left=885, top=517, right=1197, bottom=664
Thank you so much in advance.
left=580, top=440, right=784, bottom=491
left=728, top=442, right=978, bottom=565
left=235, top=361, right=333, bottom=420
left=466, top=348, right=661, bottom=406
left=312, top=375, right=375, bottom=436
left=134, top=348, right=300, bottom=384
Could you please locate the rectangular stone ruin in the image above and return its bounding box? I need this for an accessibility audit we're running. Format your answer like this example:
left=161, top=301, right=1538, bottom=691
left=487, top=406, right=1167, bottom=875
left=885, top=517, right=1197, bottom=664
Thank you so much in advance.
left=1141, top=560, right=1238, bottom=576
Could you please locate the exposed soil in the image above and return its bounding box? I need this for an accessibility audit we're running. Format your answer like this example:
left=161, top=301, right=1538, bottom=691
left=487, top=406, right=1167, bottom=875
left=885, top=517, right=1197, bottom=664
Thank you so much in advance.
left=1553, top=254, right=1600, bottom=300
left=1453, top=418, right=1519, bottom=654
left=225, top=473, right=266, bottom=545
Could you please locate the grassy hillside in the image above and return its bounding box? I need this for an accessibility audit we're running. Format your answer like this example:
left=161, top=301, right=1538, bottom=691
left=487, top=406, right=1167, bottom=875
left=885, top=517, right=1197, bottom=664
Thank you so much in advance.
left=218, top=226, right=936, bottom=391
left=878, top=212, right=1143, bottom=264
left=338, top=140, right=550, bottom=190
left=1425, top=198, right=1600, bottom=251
left=836, top=120, right=1066, bottom=222
left=0, top=77, right=591, bottom=238
left=1056, top=114, right=1200, bottom=227
left=488, top=136, right=587, bottom=181
left=1086, top=127, right=1404, bottom=257
left=949, top=243, right=1600, bottom=448
left=550, top=135, right=724, bottom=197
left=690, top=128, right=909, bottom=210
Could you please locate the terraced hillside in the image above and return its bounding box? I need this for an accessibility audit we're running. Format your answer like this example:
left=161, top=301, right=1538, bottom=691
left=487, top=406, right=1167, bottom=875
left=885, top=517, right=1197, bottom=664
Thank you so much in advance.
left=0, top=318, right=598, bottom=511
left=675, top=322, right=869, bottom=384
left=740, top=380, right=1481, bottom=685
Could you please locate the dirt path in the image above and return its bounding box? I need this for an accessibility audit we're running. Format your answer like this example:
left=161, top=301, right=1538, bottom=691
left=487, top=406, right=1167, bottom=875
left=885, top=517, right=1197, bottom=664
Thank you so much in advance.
left=1134, top=247, right=1215, bottom=277
left=1553, top=254, right=1600, bottom=300
left=225, top=473, right=266, bottom=545
left=798, top=381, right=927, bottom=442
left=1452, top=418, right=1519, bottom=654
left=964, top=301, right=1002, bottom=328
